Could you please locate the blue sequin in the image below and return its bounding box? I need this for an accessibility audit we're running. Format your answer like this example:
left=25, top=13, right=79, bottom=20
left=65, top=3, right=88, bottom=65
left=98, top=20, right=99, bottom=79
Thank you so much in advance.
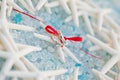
left=13, top=13, right=22, bottom=24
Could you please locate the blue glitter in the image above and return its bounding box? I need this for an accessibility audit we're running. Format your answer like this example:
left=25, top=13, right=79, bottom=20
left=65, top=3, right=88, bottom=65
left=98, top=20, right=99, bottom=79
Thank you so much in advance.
left=78, top=74, right=88, bottom=80
left=13, top=13, right=22, bottom=24
left=75, top=63, right=81, bottom=67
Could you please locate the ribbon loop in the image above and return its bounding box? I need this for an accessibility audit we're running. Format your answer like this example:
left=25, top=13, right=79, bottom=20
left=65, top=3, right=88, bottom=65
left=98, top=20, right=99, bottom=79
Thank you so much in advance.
left=64, top=36, right=83, bottom=42
left=45, top=25, right=59, bottom=36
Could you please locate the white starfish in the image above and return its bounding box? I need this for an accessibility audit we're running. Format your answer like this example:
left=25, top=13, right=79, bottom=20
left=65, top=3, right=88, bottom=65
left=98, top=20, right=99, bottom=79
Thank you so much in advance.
left=0, top=44, right=41, bottom=79
left=16, top=0, right=35, bottom=14
left=72, top=64, right=81, bottom=80
left=85, top=0, right=120, bottom=34
left=35, top=0, right=71, bottom=14
left=0, top=1, right=35, bottom=32
left=64, top=0, right=96, bottom=35
left=65, top=0, right=112, bottom=36
left=34, top=22, right=81, bottom=63
left=0, top=0, right=39, bottom=79
left=87, top=33, right=120, bottom=80
left=7, top=0, right=24, bottom=11
left=0, top=0, right=67, bottom=80
left=92, top=69, right=120, bottom=80
left=6, top=0, right=35, bottom=16
left=0, top=0, right=36, bottom=51
left=0, top=0, right=25, bottom=16
left=0, top=0, right=24, bottom=17
left=25, top=0, right=35, bottom=12
left=5, top=69, right=67, bottom=80
left=0, top=50, right=67, bottom=80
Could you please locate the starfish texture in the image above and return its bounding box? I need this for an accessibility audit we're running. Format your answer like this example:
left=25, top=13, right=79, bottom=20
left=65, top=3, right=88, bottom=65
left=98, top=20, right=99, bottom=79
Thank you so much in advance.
left=0, top=0, right=67, bottom=80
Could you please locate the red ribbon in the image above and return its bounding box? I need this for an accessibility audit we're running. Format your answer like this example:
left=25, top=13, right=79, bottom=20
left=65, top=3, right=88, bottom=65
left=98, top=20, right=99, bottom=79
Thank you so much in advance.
left=13, top=8, right=43, bottom=22
left=45, top=25, right=59, bottom=36
left=45, top=25, right=83, bottom=42
left=64, top=36, right=82, bottom=42
left=13, top=9, right=83, bottom=42
left=13, top=9, right=103, bottom=60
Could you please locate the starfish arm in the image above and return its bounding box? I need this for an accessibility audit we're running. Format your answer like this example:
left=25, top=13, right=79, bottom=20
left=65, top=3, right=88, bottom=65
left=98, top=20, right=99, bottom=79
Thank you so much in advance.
left=7, top=5, right=13, bottom=17
left=6, top=71, right=37, bottom=78
left=101, top=27, right=110, bottom=35
left=84, top=0, right=98, bottom=8
left=111, top=30, right=120, bottom=50
left=87, top=34, right=117, bottom=55
left=0, top=44, right=4, bottom=50
left=36, top=76, right=44, bottom=80
left=0, top=51, right=12, bottom=58
left=16, top=43, right=41, bottom=52
left=0, top=57, right=15, bottom=74
left=97, top=9, right=111, bottom=31
left=64, top=16, right=72, bottom=22
left=109, top=70, right=118, bottom=76
left=14, top=59, right=28, bottom=71
left=92, top=69, right=113, bottom=80
left=77, top=0, right=92, bottom=9
left=63, top=46, right=81, bottom=63
left=105, top=15, right=120, bottom=34
left=77, top=5, right=97, bottom=13
left=69, top=0, right=79, bottom=27
left=0, top=0, right=7, bottom=20
left=0, top=75, right=6, bottom=80
left=35, top=0, right=47, bottom=11
left=0, top=22, right=18, bottom=52
left=58, top=0, right=71, bottom=14
left=57, top=46, right=66, bottom=63
left=41, top=69, right=67, bottom=77
left=83, top=13, right=94, bottom=35
left=117, top=61, right=120, bottom=71
left=93, top=23, right=111, bottom=42
left=65, top=12, right=83, bottom=23
left=44, top=1, right=52, bottom=14
left=25, top=0, right=35, bottom=12
left=7, top=0, right=24, bottom=12
left=12, top=77, right=18, bottom=80
left=88, top=45, right=101, bottom=51
left=21, top=57, right=39, bottom=72
left=34, top=33, right=54, bottom=44
left=0, top=33, right=15, bottom=53
left=49, top=77, right=55, bottom=80
left=5, top=32, right=18, bottom=52
left=97, top=13, right=104, bottom=31
left=16, top=43, right=31, bottom=48
left=17, top=0, right=34, bottom=14
left=8, top=23, right=35, bottom=31
left=17, top=46, right=41, bottom=58
left=45, top=1, right=59, bottom=8
left=6, top=70, right=66, bottom=79
left=101, top=55, right=120, bottom=74
left=73, top=67, right=79, bottom=80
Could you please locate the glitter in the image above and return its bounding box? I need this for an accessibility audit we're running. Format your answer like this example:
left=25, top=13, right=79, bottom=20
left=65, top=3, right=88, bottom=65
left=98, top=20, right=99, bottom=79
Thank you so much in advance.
left=13, top=13, right=22, bottom=24
left=75, top=63, right=82, bottom=67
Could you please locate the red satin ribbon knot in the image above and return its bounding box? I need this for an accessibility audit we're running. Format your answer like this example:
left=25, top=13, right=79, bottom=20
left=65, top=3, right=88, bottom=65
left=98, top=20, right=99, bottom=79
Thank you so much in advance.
left=45, top=25, right=83, bottom=42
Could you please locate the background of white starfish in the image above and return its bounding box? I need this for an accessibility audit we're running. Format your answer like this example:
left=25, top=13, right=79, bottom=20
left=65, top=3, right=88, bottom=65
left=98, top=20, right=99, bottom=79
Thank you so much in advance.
left=0, top=0, right=120, bottom=80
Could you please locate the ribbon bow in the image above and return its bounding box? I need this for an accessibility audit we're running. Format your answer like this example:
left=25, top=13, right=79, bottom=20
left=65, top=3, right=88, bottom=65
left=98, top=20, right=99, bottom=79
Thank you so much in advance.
left=45, top=25, right=83, bottom=42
